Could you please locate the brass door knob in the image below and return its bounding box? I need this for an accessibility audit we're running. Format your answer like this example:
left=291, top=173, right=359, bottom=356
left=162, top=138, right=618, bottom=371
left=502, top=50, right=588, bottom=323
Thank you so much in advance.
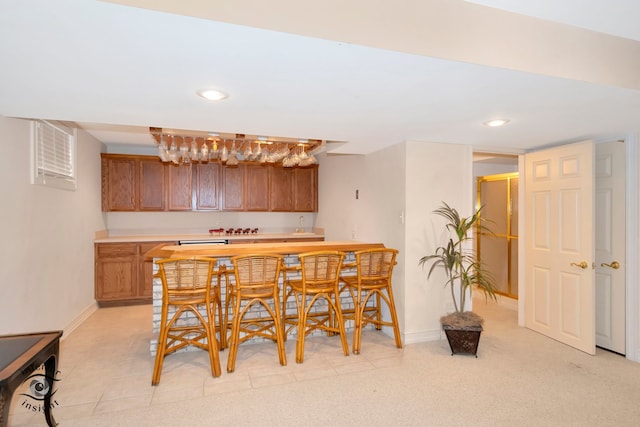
left=570, top=261, right=588, bottom=269
left=600, top=261, right=620, bottom=269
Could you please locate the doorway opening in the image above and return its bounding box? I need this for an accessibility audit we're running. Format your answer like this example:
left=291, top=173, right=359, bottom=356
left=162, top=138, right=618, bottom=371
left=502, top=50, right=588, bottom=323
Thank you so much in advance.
left=473, top=153, right=519, bottom=307
left=477, top=172, right=519, bottom=300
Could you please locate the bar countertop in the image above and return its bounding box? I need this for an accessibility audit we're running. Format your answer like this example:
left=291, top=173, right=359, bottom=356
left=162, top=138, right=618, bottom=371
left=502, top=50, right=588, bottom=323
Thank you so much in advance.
left=145, top=240, right=385, bottom=259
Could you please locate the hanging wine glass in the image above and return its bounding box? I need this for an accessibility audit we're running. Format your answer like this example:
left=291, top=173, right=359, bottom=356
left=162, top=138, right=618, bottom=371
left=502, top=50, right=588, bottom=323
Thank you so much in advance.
left=210, top=140, right=219, bottom=160
left=189, top=138, right=199, bottom=161
left=168, top=136, right=179, bottom=164
left=200, top=139, right=209, bottom=161
left=267, top=144, right=278, bottom=163
left=243, top=142, right=253, bottom=161
left=259, top=144, right=268, bottom=163
left=227, top=141, right=239, bottom=165
left=158, top=134, right=169, bottom=162
left=220, top=140, right=229, bottom=163
left=298, top=145, right=309, bottom=166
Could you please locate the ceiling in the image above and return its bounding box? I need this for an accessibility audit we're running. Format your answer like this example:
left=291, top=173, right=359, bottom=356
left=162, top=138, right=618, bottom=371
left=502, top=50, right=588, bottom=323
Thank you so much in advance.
left=1, top=0, right=640, bottom=156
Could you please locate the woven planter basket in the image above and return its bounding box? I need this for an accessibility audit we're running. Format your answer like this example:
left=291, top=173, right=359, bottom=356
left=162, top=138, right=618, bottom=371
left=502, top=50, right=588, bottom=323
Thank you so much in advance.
left=442, top=324, right=482, bottom=357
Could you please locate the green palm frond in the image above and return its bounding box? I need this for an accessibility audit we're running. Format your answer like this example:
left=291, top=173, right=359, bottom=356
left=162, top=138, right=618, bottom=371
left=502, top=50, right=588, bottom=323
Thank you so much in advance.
left=419, top=202, right=497, bottom=313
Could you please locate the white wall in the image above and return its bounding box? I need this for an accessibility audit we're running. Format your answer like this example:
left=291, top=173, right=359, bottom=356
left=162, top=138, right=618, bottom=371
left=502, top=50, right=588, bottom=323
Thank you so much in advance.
left=362, top=144, right=406, bottom=333
left=315, top=153, right=367, bottom=241
left=317, top=141, right=472, bottom=345
left=0, top=116, right=105, bottom=335
left=403, top=141, right=473, bottom=343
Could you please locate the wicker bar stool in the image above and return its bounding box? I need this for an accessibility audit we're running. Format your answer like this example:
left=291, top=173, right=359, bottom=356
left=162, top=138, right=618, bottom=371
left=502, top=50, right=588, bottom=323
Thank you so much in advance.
left=339, top=248, right=402, bottom=354
left=225, top=254, right=287, bottom=373
left=152, top=257, right=222, bottom=385
left=284, top=250, right=349, bottom=363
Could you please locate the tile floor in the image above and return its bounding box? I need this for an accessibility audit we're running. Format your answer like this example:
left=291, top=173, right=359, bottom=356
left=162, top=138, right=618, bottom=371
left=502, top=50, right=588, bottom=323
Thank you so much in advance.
left=8, top=304, right=404, bottom=426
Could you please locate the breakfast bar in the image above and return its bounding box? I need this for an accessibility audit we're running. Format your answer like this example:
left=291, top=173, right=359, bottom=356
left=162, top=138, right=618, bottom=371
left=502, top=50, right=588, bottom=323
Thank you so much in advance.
left=146, top=240, right=385, bottom=355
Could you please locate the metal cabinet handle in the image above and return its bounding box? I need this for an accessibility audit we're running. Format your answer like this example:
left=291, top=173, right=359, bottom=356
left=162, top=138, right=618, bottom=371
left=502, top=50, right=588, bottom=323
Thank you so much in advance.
left=600, top=261, right=620, bottom=269
left=570, top=261, right=588, bottom=269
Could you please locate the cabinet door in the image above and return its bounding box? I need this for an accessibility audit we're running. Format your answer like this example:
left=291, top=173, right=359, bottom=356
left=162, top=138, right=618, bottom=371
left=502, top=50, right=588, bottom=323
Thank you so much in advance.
left=195, top=162, right=220, bottom=210
left=139, top=158, right=166, bottom=211
left=269, top=166, right=292, bottom=211
left=138, top=241, right=176, bottom=298
left=221, top=165, right=245, bottom=211
left=246, top=164, right=269, bottom=211
left=103, top=157, right=137, bottom=211
left=167, top=164, right=193, bottom=210
left=95, top=243, right=137, bottom=301
left=293, top=167, right=317, bottom=212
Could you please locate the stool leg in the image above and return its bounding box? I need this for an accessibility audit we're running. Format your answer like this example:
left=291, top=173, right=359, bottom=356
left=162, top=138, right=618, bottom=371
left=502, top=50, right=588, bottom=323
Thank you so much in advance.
left=332, top=295, right=350, bottom=357
left=205, top=304, right=222, bottom=378
left=352, top=287, right=364, bottom=355
left=295, top=298, right=307, bottom=363
left=226, top=296, right=242, bottom=373
left=152, top=306, right=169, bottom=385
left=386, top=286, right=403, bottom=349
left=272, top=294, right=287, bottom=366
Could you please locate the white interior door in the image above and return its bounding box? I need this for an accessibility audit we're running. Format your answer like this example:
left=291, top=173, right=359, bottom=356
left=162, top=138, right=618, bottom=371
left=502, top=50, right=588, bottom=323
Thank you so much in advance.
left=524, top=140, right=595, bottom=355
left=595, top=140, right=626, bottom=354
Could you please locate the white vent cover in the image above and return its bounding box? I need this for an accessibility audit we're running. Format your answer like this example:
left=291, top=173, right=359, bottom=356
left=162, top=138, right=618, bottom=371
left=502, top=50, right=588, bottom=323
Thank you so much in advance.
left=31, top=120, right=76, bottom=190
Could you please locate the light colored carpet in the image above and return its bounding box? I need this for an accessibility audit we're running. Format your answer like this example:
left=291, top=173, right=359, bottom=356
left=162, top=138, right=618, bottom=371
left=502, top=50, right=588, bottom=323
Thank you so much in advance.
left=9, top=299, right=640, bottom=426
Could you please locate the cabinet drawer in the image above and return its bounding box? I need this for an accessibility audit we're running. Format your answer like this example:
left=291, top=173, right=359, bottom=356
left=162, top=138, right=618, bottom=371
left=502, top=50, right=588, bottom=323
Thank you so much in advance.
left=96, top=243, right=137, bottom=257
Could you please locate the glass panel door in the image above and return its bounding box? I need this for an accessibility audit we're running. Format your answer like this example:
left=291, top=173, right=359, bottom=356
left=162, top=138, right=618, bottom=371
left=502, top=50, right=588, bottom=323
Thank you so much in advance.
left=477, top=173, right=519, bottom=299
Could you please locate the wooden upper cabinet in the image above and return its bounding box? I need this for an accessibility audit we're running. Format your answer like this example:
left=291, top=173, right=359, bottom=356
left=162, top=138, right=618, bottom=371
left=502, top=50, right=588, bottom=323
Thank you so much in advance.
left=101, top=154, right=318, bottom=212
left=139, top=158, right=166, bottom=211
left=102, top=155, right=137, bottom=211
left=167, top=164, right=193, bottom=210
left=293, top=166, right=318, bottom=212
left=246, top=164, right=269, bottom=211
left=195, top=162, right=220, bottom=210
left=221, top=165, right=245, bottom=211
left=269, top=166, right=292, bottom=211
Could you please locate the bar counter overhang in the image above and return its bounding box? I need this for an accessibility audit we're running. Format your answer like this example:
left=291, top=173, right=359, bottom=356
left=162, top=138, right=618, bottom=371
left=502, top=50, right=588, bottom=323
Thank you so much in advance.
left=145, top=240, right=385, bottom=259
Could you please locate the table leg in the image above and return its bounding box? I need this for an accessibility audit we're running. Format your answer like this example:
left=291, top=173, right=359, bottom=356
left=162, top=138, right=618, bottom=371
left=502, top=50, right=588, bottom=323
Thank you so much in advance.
left=0, top=386, right=10, bottom=427
left=43, top=352, right=58, bottom=427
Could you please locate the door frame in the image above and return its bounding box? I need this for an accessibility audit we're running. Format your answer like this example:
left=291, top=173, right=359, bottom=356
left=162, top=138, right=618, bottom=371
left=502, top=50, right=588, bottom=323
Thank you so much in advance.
left=517, top=133, right=640, bottom=362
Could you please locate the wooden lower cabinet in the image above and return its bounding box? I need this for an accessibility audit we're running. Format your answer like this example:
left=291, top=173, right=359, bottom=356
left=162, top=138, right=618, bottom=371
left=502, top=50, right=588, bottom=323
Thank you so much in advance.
left=95, top=241, right=176, bottom=305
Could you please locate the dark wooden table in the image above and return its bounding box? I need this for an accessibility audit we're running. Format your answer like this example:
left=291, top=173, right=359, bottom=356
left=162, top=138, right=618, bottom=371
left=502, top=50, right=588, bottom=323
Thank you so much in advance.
left=0, top=331, right=62, bottom=427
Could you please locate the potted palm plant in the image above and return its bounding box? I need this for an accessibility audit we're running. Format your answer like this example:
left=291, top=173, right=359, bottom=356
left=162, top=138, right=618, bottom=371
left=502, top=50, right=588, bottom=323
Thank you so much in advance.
left=419, top=202, right=497, bottom=357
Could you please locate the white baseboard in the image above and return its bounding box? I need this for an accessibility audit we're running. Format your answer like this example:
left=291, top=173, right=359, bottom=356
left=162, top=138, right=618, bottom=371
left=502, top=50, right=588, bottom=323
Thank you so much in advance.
left=403, top=328, right=443, bottom=345
left=62, top=301, right=99, bottom=339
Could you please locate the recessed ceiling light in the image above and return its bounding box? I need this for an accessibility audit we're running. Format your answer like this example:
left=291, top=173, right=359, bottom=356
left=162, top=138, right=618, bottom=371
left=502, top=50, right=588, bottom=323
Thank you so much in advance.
left=196, top=89, right=228, bottom=101
left=483, top=119, right=510, bottom=127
